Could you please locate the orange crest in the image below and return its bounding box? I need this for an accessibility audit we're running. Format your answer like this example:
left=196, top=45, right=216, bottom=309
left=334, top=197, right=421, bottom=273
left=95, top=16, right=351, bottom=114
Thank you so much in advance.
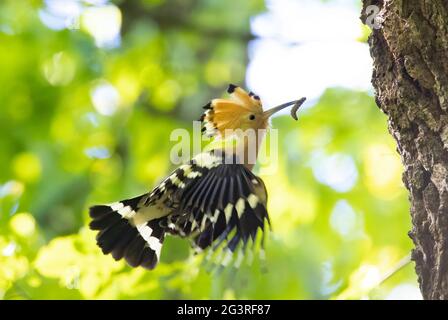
left=200, top=84, right=265, bottom=138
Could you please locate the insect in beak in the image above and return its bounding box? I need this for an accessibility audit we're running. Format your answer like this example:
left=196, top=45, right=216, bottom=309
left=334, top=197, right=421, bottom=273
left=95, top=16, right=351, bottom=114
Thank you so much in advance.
left=263, top=97, right=306, bottom=120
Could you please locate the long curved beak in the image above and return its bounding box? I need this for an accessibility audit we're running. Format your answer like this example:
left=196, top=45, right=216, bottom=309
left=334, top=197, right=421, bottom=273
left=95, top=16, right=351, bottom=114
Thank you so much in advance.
left=263, top=97, right=306, bottom=118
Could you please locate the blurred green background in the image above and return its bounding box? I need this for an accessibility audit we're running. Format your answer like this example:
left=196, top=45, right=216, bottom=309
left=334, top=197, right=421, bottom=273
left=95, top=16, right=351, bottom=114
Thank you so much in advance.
left=0, top=0, right=419, bottom=299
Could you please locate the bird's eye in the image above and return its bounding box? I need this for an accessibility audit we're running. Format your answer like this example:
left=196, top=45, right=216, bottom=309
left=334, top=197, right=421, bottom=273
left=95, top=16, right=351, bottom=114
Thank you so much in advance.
left=249, top=115, right=255, bottom=120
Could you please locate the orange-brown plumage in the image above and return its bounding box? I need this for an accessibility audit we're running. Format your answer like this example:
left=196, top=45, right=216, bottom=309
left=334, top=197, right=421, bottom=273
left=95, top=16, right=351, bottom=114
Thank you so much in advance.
left=201, top=84, right=268, bottom=138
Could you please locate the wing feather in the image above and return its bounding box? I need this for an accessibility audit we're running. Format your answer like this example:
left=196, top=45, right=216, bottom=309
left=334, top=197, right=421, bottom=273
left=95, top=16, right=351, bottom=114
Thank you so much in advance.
left=160, top=151, right=270, bottom=268
left=119, top=150, right=271, bottom=269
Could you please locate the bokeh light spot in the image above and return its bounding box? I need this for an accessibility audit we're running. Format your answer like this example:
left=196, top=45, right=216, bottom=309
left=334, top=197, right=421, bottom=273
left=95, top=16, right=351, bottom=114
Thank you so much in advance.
left=364, top=144, right=403, bottom=199
left=0, top=180, right=24, bottom=198
left=330, top=200, right=360, bottom=237
left=90, top=80, right=121, bottom=116
left=386, top=283, right=422, bottom=300
left=84, top=146, right=111, bottom=159
left=9, top=212, right=36, bottom=237
left=311, top=151, right=358, bottom=192
left=12, top=152, right=42, bottom=183
left=81, top=5, right=122, bottom=48
left=42, top=51, right=76, bottom=86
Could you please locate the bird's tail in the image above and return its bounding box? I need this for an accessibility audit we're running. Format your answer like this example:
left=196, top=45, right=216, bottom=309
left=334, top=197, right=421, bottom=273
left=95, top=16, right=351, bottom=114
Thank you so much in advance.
left=89, top=195, right=165, bottom=270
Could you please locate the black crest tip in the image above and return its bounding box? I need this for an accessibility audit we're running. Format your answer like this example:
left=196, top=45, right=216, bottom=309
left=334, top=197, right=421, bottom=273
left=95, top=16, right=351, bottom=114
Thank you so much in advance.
left=227, top=84, right=237, bottom=94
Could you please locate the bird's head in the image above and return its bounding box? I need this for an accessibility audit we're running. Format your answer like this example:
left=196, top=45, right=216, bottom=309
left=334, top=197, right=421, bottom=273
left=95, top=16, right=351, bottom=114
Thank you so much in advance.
left=200, top=84, right=305, bottom=139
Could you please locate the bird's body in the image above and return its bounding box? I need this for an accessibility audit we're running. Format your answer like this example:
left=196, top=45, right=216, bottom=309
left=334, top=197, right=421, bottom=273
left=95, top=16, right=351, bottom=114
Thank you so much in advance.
left=89, top=84, right=305, bottom=270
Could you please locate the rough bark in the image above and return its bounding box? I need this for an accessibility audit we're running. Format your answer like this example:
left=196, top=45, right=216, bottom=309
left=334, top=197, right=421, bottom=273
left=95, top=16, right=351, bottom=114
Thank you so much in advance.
left=361, top=0, right=448, bottom=299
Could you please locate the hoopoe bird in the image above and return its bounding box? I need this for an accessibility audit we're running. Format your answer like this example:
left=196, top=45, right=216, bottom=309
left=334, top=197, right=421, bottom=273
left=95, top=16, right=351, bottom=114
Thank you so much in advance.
left=89, top=84, right=305, bottom=270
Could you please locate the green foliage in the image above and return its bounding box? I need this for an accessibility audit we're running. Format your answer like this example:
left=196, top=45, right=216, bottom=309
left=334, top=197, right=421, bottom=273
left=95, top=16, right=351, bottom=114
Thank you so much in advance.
left=0, top=0, right=417, bottom=299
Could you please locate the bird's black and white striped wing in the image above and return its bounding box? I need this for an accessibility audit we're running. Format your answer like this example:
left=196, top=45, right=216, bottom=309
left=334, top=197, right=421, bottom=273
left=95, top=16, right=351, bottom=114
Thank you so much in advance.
left=88, top=157, right=209, bottom=270
left=89, top=150, right=270, bottom=270
left=168, top=151, right=271, bottom=268
left=89, top=196, right=167, bottom=270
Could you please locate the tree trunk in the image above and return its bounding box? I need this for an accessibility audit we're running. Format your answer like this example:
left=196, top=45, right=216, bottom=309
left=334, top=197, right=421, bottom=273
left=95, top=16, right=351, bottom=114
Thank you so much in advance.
left=361, top=0, right=448, bottom=299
